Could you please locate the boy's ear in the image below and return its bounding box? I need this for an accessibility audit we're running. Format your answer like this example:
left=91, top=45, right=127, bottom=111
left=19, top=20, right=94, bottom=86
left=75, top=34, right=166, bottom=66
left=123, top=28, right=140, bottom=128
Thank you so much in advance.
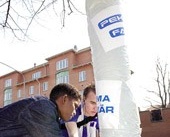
left=62, top=94, right=68, bottom=104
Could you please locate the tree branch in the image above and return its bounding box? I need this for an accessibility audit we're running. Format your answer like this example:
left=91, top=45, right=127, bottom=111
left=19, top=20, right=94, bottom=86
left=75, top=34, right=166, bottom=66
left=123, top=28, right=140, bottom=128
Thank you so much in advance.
left=0, top=0, right=83, bottom=40
left=4, top=0, right=11, bottom=27
left=25, top=0, right=46, bottom=35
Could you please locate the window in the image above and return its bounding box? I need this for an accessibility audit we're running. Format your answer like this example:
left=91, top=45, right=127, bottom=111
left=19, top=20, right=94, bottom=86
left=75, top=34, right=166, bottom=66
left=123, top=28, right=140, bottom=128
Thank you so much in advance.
left=150, top=109, right=163, bottom=122
left=56, top=71, right=69, bottom=84
left=79, top=71, right=86, bottom=82
left=4, top=89, right=12, bottom=106
left=32, top=71, right=41, bottom=80
left=5, top=79, right=12, bottom=87
left=17, top=89, right=22, bottom=98
left=29, top=86, right=34, bottom=95
left=56, top=59, right=68, bottom=70
left=43, top=82, right=48, bottom=91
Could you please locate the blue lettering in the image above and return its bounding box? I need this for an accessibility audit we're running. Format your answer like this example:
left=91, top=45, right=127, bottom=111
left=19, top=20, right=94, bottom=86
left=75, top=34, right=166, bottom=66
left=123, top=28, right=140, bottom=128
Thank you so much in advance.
left=98, top=105, right=105, bottom=113
left=98, top=105, right=114, bottom=113
left=97, top=95, right=110, bottom=102
left=98, top=14, right=122, bottom=29
left=106, top=106, right=114, bottom=113
left=109, top=27, right=124, bottom=38
left=103, top=95, right=110, bottom=102
left=97, top=95, right=102, bottom=102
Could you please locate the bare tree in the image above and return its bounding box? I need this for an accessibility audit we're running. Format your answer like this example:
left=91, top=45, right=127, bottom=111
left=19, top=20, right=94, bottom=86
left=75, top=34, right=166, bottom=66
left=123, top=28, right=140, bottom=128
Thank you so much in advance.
left=0, top=0, right=84, bottom=40
left=147, top=57, right=170, bottom=108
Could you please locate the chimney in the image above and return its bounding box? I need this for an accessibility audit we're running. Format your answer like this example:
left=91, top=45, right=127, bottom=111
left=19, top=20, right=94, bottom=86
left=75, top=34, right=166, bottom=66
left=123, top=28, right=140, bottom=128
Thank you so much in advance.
left=74, top=45, right=78, bottom=51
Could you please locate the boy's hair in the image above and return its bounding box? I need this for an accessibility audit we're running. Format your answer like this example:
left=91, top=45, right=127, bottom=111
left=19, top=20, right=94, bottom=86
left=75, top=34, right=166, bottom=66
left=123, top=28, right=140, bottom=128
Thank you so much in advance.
left=83, top=84, right=96, bottom=99
left=50, top=83, right=81, bottom=102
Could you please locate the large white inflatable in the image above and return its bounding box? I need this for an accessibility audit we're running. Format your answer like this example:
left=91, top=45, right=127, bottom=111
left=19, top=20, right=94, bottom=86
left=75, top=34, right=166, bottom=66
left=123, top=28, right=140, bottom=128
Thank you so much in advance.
left=85, top=0, right=141, bottom=136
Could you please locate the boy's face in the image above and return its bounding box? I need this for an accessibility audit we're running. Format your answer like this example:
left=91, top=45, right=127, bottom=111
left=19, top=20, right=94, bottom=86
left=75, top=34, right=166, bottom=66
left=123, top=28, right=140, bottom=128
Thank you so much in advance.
left=58, top=95, right=80, bottom=121
left=84, top=91, right=98, bottom=117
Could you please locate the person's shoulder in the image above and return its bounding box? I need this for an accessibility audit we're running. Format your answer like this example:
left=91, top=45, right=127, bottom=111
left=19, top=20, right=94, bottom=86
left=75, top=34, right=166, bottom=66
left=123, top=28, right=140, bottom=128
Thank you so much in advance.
left=32, top=96, right=48, bottom=101
left=23, top=96, right=58, bottom=117
left=28, top=96, right=56, bottom=109
left=32, top=96, right=51, bottom=104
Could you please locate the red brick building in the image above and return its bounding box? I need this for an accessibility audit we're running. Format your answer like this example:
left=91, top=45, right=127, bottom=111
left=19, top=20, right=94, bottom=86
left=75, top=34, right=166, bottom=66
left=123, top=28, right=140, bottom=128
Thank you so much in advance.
left=140, top=108, right=170, bottom=137
left=0, top=47, right=94, bottom=107
left=0, top=46, right=170, bottom=137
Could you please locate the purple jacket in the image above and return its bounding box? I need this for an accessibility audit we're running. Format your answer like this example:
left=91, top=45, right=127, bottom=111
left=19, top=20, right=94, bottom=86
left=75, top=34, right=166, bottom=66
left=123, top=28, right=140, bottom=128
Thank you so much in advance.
left=61, top=105, right=99, bottom=137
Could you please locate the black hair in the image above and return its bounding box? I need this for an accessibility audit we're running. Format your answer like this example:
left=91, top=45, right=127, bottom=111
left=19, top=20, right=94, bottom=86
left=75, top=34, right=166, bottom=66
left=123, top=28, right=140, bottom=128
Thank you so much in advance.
left=83, top=84, right=96, bottom=99
left=50, top=83, right=81, bottom=103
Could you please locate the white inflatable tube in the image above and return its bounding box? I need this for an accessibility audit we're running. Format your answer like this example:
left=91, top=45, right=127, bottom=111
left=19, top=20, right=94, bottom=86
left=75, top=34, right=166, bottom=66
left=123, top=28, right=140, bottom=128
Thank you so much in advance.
left=85, top=0, right=141, bottom=136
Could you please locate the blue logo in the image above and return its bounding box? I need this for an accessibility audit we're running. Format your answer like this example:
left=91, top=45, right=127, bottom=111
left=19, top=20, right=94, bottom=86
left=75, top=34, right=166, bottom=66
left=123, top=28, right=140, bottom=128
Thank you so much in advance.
left=98, top=14, right=122, bottom=29
left=97, top=95, right=114, bottom=113
left=98, top=95, right=110, bottom=102
left=109, top=27, right=124, bottom=38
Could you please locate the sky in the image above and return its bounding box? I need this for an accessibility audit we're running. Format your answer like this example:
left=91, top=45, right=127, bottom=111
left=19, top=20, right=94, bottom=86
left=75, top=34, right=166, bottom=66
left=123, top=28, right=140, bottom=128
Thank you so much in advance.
left=1, top=0, right=170, bottom=109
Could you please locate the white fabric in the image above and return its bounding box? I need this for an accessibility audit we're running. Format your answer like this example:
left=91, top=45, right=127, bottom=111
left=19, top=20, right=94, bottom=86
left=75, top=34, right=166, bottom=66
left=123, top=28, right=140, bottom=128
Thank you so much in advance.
left=85, top=0, right=141, bottom=136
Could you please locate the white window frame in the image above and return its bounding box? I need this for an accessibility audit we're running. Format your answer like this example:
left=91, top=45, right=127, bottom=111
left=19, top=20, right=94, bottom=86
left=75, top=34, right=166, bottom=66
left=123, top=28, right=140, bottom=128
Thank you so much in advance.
left=56, top=59, right=68, bottom=70
left=17, top=89, right=22, bottom=98
left=4, top=89, right=12, bottom=106
left=29, top=86, right=34, bottom=95
left=79, top=71, right=86, bottom=82
left=56, top=71, right=69, bottom=84
left=32, top=71, right=41, bottom=80
left=5, top=79, right=12, bottom=87
left=43, top=82, right=48, bottom=91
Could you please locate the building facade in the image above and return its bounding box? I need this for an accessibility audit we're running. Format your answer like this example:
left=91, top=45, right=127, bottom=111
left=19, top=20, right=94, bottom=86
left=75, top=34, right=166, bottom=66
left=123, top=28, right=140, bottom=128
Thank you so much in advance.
left=140, top=108, right=170, bottom=137
left=0, top=47, right=94, bottom=107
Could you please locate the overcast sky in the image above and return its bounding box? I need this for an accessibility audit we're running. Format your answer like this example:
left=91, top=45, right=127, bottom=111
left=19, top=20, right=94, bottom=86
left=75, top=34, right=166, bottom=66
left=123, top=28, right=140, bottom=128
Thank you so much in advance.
left=1, top=0, right=170, bottom=109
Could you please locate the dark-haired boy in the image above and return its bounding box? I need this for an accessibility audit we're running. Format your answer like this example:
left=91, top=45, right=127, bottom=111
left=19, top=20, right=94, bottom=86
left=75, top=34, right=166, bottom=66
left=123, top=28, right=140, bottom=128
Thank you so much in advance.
left=0, top=83, right=81, bottom=137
